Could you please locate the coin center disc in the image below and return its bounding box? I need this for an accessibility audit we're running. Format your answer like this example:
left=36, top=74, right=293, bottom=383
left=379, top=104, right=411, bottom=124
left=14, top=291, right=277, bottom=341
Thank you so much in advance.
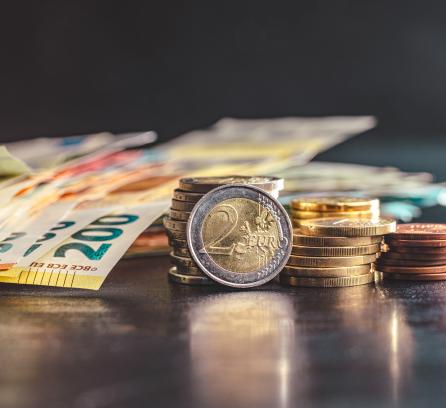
left=201, top=197, right=280, bottom=273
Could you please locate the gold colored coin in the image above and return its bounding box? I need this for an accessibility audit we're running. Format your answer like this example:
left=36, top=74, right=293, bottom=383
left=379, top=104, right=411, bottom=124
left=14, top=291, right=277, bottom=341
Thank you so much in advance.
left=175, top=264, right=203, bottom=276
left=291, top=196, right=379, bottom=212
left=299, top=217, right=396, bottom=237
left=170, top=253, right=196, bottom=268
left=173, top=189, right=204, bottom=203
left=287, top=253, right=377, bottom=267
left=166, top=228, right=187, bottom=241
left=280, top=272, right=375, bottom=287
left=179, top=176, right=284, bottom=193
left=293, top=232, right=383, bottom=247
left=283, top=264, right=372, bottom=278
left=168, top=267, right=215, bottom=285
left=168, top=238, right=188, bottom=248
left=163, top=217, right=187, bottom=232
left=169, top=209, right=191, bottom=221
left=173, top=246, right=191, bottom=258
left=291, top=209, right=376, bottom=220
left=171, top=199, right=197, bottom=212
left=291, top=243, right=381, bottom=257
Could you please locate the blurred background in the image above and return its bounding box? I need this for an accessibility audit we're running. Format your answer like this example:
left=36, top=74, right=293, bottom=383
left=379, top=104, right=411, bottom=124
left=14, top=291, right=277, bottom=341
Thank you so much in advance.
left=1, top=1, right=446, bottom=191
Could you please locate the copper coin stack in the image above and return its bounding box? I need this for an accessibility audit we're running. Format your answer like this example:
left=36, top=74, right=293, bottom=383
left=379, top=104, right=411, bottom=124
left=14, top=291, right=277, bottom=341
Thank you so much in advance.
left=290, top=196, right=380, bottom=227
left=378, top=223, right=446, bottom=281
left=280, top=198, right=396, bottom=287
left=163, top=176, right=284, bottom=285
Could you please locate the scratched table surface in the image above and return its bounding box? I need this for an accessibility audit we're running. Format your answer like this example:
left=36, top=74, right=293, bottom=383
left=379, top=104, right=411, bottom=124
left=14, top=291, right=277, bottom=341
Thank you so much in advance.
left=2, top=130, right=446, bottom=408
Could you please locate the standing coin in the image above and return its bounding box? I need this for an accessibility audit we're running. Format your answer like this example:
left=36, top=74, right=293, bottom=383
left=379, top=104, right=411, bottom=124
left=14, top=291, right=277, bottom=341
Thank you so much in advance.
left=387, top=224, right=446, bottom=240
left=299, top=217, right=396, bottom=237
left=187, top=184, right=292, bottom=288
left=293, top=232, right=382, bottom=247
left=280, top=272, right=375, bottom=287
left=291, top=244, right=380, bottom=257
left=287, top=254, right=376, bottom=267
left=179, top=176, right=284, bottom=193
left=291, top=196, right=379, bottom=212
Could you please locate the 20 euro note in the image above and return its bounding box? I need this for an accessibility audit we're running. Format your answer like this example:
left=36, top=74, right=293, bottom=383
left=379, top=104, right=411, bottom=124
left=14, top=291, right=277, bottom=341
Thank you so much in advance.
left=0, top=201, right=169, bottom=290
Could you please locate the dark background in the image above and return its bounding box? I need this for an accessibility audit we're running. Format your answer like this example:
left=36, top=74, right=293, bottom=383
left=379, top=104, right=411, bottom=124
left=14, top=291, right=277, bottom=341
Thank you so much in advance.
left=1, top=0, right=446, bottom=143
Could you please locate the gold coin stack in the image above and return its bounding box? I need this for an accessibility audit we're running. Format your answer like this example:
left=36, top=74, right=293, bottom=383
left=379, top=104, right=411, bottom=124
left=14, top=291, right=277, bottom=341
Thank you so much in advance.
left=163, top=176, right=284, bottom=285
left=280, top=197, right=396, bottom=288
left=290, top=196, right=380, bottom=227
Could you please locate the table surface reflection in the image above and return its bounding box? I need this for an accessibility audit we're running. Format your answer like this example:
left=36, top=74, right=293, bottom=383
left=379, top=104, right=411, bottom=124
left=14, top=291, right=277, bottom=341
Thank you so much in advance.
left=1, top=256, right=446, bottom=408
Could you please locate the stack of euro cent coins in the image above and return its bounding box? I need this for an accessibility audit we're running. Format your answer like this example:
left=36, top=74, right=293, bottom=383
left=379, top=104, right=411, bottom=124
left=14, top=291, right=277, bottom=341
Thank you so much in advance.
left=290, top=196, right=380, bottom=227
left=163, top=176, right=284, bottom=286
left=281, top=196, right=396, bottom=287
left=378, top=224, right=446, bottom=281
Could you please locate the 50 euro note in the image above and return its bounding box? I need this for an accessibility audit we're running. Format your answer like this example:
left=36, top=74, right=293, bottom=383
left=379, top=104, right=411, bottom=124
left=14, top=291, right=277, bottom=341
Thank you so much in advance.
left=0, top=201, right=169, bottom=290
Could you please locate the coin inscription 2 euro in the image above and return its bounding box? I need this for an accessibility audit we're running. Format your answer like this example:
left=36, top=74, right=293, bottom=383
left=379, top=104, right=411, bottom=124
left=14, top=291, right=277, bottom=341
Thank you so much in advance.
left=187, top=184, right=292, bottom=287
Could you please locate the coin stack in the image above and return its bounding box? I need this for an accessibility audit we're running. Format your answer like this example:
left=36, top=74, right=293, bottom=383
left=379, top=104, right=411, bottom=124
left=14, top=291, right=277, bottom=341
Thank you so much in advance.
left=280, top=214, right=396, bottom=288
left=377, top=223, right=446, bottom=281
left=163, top=176, right=284, bottom=285
left=290, top=196, right=380, bottom=227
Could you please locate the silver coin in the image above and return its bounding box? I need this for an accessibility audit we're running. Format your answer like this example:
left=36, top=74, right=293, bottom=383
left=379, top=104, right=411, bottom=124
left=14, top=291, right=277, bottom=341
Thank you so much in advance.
left=187, top=184, right=292, bottom=288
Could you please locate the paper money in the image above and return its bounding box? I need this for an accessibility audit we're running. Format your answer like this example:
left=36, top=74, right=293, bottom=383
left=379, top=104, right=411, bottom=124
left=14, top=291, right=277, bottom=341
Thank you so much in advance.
left=0, top=201, right=169, bottom=289
left=0, top=146, right=30, bottom=177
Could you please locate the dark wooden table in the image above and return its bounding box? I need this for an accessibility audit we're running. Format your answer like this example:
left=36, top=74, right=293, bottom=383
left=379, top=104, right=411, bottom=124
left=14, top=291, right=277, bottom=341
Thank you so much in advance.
left=2, top=130, right=446, bottom=408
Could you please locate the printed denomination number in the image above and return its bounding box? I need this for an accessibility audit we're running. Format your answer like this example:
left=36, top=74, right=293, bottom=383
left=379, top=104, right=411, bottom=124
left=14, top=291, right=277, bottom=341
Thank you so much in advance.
left=202, top=204, right=238, bottom=256
left=54, top=214, right=138, bottom=261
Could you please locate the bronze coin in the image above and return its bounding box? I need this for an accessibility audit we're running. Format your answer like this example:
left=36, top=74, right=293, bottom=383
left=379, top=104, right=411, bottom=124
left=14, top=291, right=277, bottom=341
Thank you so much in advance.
left=174, top=264, right=204, bottom=276
left=169, top=209, right=191, bottom=222
left=173, top=246, right=191, bottom=258
left=163, top=217, right=187, bottom=232
left=387, top=223, right=446, bottom=240
left=166, top=228, right=187, bottom=241
left=170, top=253, right=196, bottom=268
left=376, top=264, right=446, bottom=274
left=376, top=258, right=446, bottom=267
left=380, top=271, right=446, bottom=281
left=385, top=238, right=446, bottom=248
left=380, top=251, right=446, bottom=261
left=386, top=245, right=446, bottom=255
left=168, top=267, right=215, bottom=285
left=168, top=238, right=188, bottom=248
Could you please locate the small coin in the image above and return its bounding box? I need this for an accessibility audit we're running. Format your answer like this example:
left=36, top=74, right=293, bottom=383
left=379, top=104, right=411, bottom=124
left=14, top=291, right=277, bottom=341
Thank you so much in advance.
left=380, top=271, right=446, bottom=281
left=387, top=223, right=446, bottom=240
left=287, top=253, right=376, bottom=267
left=283, top=264, right=371, bottom=278
left=377, top=264, right=446, bottom=274
left=187, top=184, right=292, bottom=288
left=179, top=176, right=284, bottom=193
left=173, top=189, right=204, bottom=203
left=174, top=264, right=203, bottom=276
left=385, top=238, right=446, bottom=247
left=169, top=209, right=191, bottom=221
left=280, top=272, right=375, bottom=287
left=380, top=251, right=446, bottom=261
left=168, top=267, right=215, bottom=285
left=170, top=253, right=196, bottom=268
left=386, top=245, right=446, bottom=255
left=171, top=199, right=197, bottom=212
left=168, top=238, right=188, bottom=248
left=163, top=217, right=187, bottom=232
left=291, top=196, right=380, bottom=212
left=292, top=243, right=380, bottom=257
left=291, top=209, right=376, bottom=220
left=299, top=217, right=396, bottom=237
left=173, top=246, right=191, bottom=257
left=376, top=258, right=446, bottom=267
left=293, top=232, right=383, bottom=247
